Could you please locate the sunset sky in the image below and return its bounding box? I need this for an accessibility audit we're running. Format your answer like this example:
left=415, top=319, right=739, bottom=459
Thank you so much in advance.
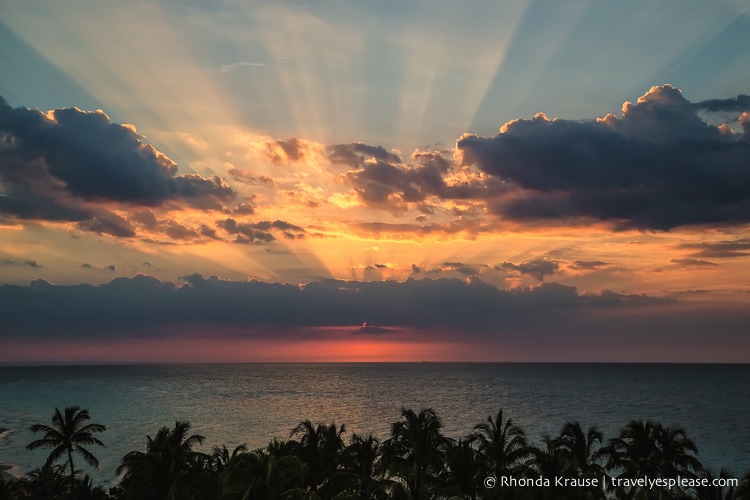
left=1, top=0, right=749, bottom=363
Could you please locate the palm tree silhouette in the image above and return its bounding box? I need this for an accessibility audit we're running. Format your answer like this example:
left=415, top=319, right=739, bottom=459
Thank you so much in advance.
left=382, top=407, right=452, bottom=500
left=343, top=432, right=387, bottom=498
left=26, top=406, right=106, bottom=482
left=290, top=420, right=347, bottom=496
left=439, top=437, right=482, bottom=498
left=468, top=408, right=529, bottom=481
left=558, top=422, right=604, bottom=476
left=603, top=420, right=701, bottom=499
left=115, top=420, right=206, bottom=500
left=221, top=445, right=308, bottom=500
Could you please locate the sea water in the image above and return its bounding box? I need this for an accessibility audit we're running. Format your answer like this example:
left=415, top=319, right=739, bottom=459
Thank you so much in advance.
left=0, top=363, right=748, bottom=486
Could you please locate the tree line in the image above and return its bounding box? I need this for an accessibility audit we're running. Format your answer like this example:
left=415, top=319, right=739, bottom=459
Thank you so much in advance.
left=1, top=405, right=748, bottom=499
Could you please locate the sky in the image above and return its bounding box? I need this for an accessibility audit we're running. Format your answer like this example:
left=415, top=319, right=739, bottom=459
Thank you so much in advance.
left=1, top=0, right=749, bottom=363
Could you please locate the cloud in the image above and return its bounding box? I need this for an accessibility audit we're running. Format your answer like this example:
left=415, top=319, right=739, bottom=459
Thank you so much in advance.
left=2, top=259, right=41, bottom=268
left=694, top=95, right=750, bottom=112
left=82, top=263, right=116, bottom=271
left=456, top=85, right=750, bottom=230
left=328, top=142, right=401, bottom=169
left=0, top=96, right=234, bottom=234
left=678, top=238, right=750, bottom=258
left=670, top=258, right=719, bottom=268
left=0, top=274, right=672, bottom=339
left=569, top=260, right=609, bottom=270
left=3, top=274, right=748, bottom=361
left=217, top=218, right=306, bottom=244
left=220, top=61, right=265, bottom=73
left=499, top=259, right=559, bottom=281
left=437, top=261, right=478, bottom=276
left=263, top=138, right=323, bottom=165
left=339, top=149, right=504, bottom=210
left=349, top=219, right=499, bottom=239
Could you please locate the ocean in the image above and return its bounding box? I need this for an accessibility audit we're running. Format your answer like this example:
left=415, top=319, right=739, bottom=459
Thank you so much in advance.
left=1, top=363, right=748, bottom=486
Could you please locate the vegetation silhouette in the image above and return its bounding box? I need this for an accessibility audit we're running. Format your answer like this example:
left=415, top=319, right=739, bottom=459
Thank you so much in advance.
left=26, top=406, right=106, bottom=482
left=1, top=406, right=749, bottom=499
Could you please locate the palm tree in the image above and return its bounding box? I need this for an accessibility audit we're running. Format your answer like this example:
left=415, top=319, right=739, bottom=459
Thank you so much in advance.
left=558, top=422, right=604, bottom=476
left=26, top=406, right=106, bottom=481
left=468, top=408, right=529, bottom=482
left=694, top=468, right=735, bottom=500
left=528, top=434, right=571, bottom=500
left=211, top=443, right=248, bottom=475
left=439, top=437, right=482, bottom=499
left=290, top=420, right=347, bottom=496
left=343, top=433, right=389, bottom=499
left=381, top=407, right=452, bottom=500
left=220, top=446, right=308, bottom=500
left=602, top=420, right=701, bottom=499
left=115, top=420, right=207, bottom=500
left=557, top=422, right=606, bottom=499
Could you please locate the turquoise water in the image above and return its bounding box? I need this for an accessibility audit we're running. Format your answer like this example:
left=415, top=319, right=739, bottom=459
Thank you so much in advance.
left=1, top=363, right=748, bottom=485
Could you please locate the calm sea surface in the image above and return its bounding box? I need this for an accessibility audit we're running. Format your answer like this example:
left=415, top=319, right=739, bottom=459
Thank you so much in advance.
left=0, top=363, right=748, bottom=485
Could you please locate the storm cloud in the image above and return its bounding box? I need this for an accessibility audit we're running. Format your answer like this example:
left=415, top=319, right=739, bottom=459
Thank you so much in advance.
left=456, top=85, right=750, bottom=230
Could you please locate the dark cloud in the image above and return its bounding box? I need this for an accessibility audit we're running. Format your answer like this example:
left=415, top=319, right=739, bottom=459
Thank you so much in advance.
left=227, top=168, right=275, bottom=187
left=0, top=97, right=235, bottom=233
left=0, top=274, right=672, bottom=339
left=3, top=274, right=748, bottom=360
left=218, top=218, right=275, bottom=244
left=81, top=263, right=116, bottom=271
left=199, top=224, right=219, bottom=239
left=457, top=85, right=750, bottom=230
left=129, top=209, right=158, bottom=230
left=217, top=218, right=306, bottom=244
left=265, top=138, right=306, bottom=164
left=678, top=238, right=750, bottom=258
left=77, top=211, right=136, bottom=238
left=569, top=260, right=609, bottom=270
left=498, top=259, right=559, bottom=281
left=233, top=202, right=255, bottom=215
left=438, top=261, right=478, bottom=276
left=356, top=322, right=393, bottom=334
left=341, top=150, right=504, bottom=210
left=350, top=220, right=497, bottom=238
left=2, top=259, right=41, bottom=268
left=163, top=220, right=198, bottom=240
left=670, top=258, right=719, bottom=267
left=328, top=142, right=401, bottom=168
left=694, top=95, right=750, bottom=112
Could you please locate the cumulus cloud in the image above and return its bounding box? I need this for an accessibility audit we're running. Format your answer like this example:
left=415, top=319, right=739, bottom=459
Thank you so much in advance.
left=0, top=96, right=234, bottom=235
left=338, top=149, right=504, bottom=211
left=456, top=85, right=750, bottom=230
